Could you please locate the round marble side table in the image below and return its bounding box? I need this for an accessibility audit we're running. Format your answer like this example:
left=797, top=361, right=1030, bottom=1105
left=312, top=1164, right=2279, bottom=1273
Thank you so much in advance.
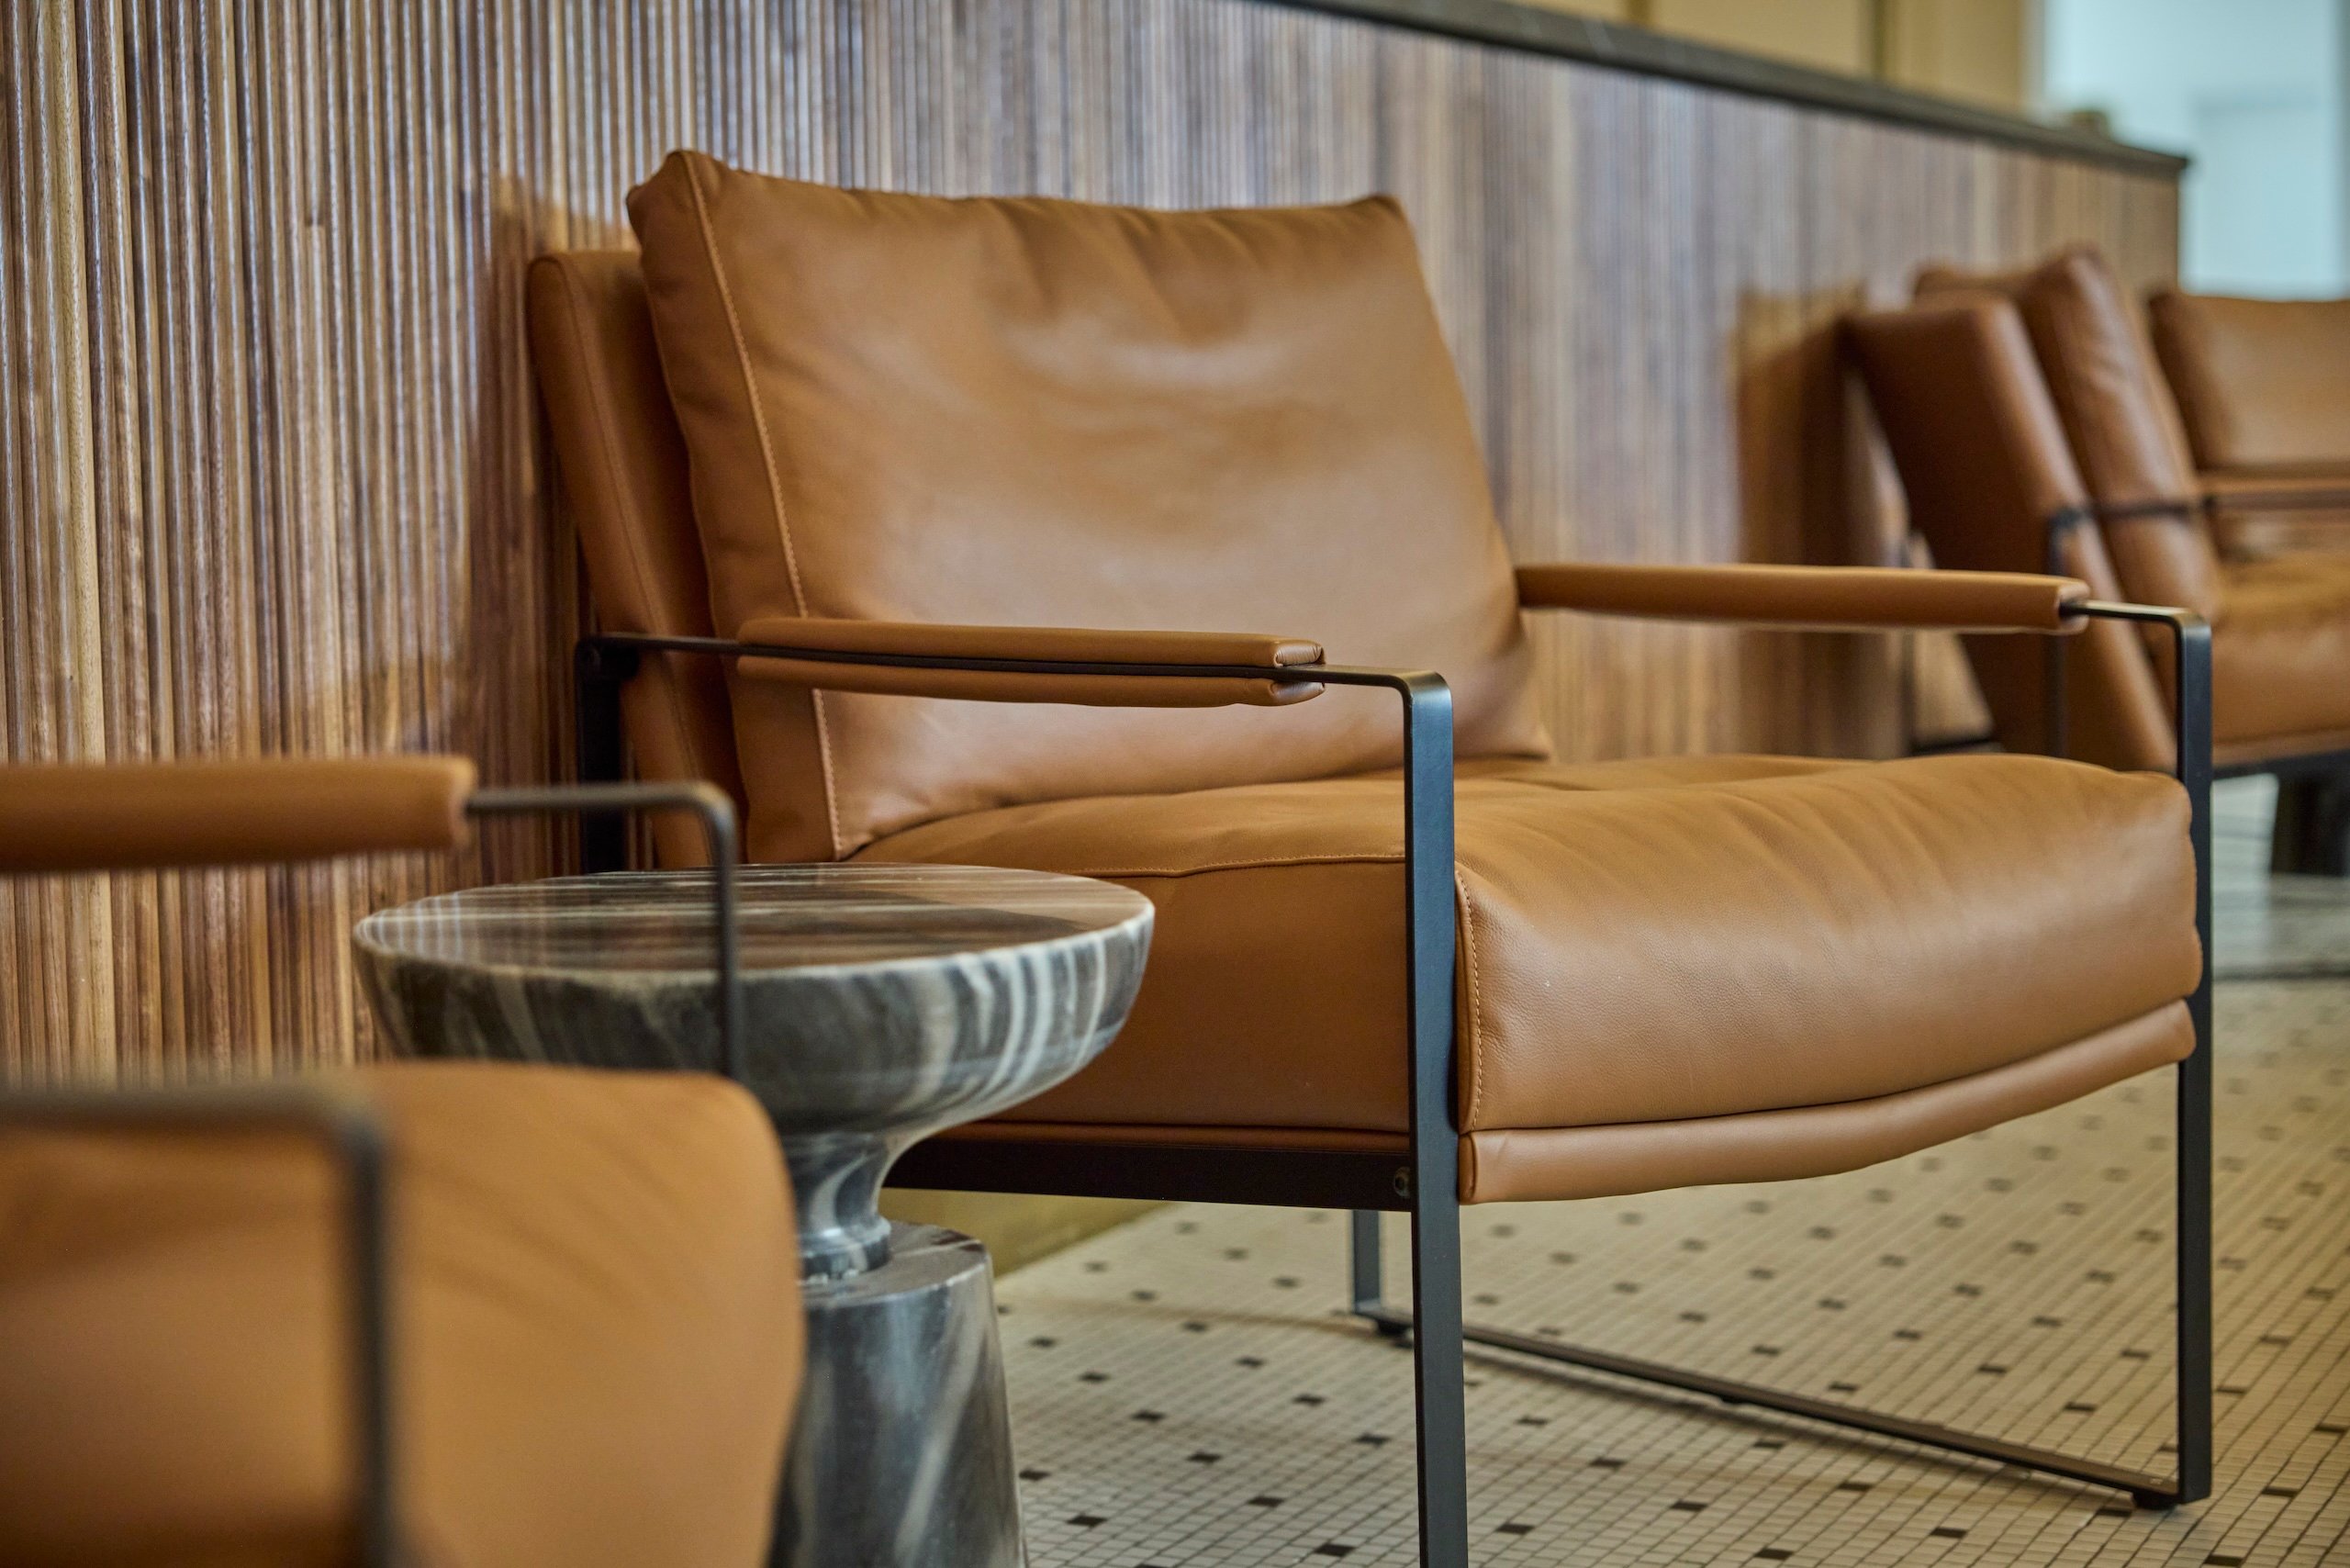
left=352, top=864, right=1154, bottom=1568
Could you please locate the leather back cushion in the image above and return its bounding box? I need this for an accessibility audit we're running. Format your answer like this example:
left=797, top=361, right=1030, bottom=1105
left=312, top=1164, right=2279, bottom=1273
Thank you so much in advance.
left=1919, top=249, right=2221, bottom=618
left=2149, top=289, right=2350, bottom=469
left=1846, top=297, right=2173, bottom=772
left=628, top=152, right=1544, bottom=860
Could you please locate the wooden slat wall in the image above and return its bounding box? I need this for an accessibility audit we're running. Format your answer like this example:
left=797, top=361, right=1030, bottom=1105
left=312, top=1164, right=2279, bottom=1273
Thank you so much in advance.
left=0, top=0, right=2177, bottom=1082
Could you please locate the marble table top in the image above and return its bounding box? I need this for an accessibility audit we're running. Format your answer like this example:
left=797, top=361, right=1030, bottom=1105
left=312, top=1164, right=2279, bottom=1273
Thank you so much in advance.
left=352, top=864, right=1156, bottom=1229
left=352, top=863, right=1152, bottom=979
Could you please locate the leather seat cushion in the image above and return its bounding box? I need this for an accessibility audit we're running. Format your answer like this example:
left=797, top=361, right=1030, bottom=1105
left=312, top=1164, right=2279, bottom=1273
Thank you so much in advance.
left=0, top=1063, right=800, bottom=1568
left=2216, top=554, right=2350, bottom=745
left=857, top=753, right=2200, bottom=1136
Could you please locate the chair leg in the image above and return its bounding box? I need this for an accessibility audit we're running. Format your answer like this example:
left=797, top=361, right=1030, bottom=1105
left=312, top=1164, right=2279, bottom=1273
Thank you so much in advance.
left=1351, top=1209, right=1404, bottom=1332
left=1351, top=1211, right=1471, bottom=1563
left=2271, top=772, right=2350, bottom=876
left=2172, top=1046, right=2216, bottom=1504
left=1408, top=1196, right=1471, bottom=1568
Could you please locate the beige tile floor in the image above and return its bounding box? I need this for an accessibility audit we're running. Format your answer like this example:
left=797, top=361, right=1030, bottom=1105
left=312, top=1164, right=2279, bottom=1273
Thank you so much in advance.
left=995, top=778, right=2350, bottom=1565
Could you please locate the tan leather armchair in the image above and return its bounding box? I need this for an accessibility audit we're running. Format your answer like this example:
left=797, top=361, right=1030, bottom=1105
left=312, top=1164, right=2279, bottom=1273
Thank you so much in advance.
left=1852, top=249, right=2350, bottom=873
left=530, top=154, right=2213, bottom=1564
left=0, top=757, right=800, bottom=1568
left=2149, top=287, right=2350, bottom=545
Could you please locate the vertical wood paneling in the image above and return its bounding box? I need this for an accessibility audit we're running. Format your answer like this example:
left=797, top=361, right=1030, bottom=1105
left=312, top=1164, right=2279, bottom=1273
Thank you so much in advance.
left=0, top=0, right=2177, bottom=1082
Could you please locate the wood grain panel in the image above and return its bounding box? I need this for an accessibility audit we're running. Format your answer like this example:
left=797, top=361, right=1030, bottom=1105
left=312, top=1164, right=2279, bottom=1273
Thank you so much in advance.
left=0, top=0, right=2177, bottom=1081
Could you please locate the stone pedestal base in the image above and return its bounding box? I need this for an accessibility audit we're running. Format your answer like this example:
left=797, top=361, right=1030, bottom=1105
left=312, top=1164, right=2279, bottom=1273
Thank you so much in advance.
left=773, top=1223, right=1023, bottom=1568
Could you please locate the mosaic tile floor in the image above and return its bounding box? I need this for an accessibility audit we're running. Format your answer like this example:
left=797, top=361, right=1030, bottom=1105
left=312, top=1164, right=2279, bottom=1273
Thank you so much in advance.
left=994, top=778, right=2350, bottom=1565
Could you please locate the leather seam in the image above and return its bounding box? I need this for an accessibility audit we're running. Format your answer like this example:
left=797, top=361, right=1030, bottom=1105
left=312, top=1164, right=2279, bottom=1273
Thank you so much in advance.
left=549, top=264, right=711, bottom=801
left=679, top=154, right=845, bottom=858
left=1454, top=867, right=1487, bottom=1132
left=1460, top=1000, right=2195, bottom=1137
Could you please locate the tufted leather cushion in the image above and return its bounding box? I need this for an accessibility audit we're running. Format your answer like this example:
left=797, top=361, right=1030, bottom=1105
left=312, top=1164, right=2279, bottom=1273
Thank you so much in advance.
left=858, top=753, right=2200, bottom=1141
left=626, top=151, right=1545, bottom=861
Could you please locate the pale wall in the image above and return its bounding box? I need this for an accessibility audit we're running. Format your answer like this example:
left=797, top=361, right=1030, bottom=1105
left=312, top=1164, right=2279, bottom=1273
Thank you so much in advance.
left=1519, top=0, right=2031, bottom=110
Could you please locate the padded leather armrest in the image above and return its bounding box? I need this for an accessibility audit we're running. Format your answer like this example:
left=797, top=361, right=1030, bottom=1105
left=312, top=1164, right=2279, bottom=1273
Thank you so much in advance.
left=0, top=756, right=477, bottom=873
left=732, top=617, right=1327, bottom=708
left=1513, top=563, right=2090, bottom=633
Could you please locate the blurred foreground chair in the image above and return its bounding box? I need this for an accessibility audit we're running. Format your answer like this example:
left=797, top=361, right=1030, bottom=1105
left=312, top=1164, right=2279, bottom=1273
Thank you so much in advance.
left=1853, top=249, right=2350, bottom=872
left=0, top=756, right=800, bottom=1568
left=531, top=154, right=2213, bottom=1566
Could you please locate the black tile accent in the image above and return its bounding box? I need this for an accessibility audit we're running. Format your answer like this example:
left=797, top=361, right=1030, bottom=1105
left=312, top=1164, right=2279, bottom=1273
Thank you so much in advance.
left=1068, top=1513, right=1106, bottom=1528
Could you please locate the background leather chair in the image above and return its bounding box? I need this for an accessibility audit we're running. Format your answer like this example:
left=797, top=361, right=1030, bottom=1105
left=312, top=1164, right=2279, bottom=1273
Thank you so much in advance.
left=1853, top=250, right=2350, bottom=873
left=530, top=154, right=2213, bottom=1565
left=2149, top=287, right=2350, bottom=554
left=0, top=757, right=800, bottom=1568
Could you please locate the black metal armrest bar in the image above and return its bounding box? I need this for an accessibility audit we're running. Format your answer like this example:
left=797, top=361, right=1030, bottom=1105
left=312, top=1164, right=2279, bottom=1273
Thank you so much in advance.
left=0, top=1087, right=396, bottom=1567
left=465, top=782, right=743, bottom=1081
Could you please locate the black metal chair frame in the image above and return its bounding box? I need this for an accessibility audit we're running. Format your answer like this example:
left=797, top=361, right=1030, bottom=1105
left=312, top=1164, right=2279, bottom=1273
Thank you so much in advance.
left=576, top=604, right=2214, bottom=1568
left=0, top=780, right=744, bottom=1568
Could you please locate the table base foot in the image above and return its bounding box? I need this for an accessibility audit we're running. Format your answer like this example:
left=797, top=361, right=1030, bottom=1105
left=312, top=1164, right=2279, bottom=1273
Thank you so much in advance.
left=773, top=1222, right=1024, bottom=1568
